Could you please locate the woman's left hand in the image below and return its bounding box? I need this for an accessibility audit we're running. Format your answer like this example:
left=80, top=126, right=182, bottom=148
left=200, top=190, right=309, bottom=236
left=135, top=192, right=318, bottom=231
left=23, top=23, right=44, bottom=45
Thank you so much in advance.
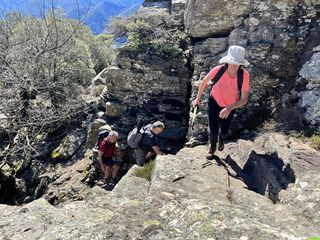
left=219, top=106, right=232, bottom=119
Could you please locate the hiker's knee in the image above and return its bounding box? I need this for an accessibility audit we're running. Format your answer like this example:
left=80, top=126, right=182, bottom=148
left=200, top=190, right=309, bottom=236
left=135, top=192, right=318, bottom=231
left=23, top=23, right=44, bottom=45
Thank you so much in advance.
left=137, top=155, right=145, bottom=166
left=208, top=126, right=218, bottom=138
left=134, top=149, right=147, bottom=166
left=219, top=131, right=229, bottom=140
left=113, top=162, right=120, bottom=169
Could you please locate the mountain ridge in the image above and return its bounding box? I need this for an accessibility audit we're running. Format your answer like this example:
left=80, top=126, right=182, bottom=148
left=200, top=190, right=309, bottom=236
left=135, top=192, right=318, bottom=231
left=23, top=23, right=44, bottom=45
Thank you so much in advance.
left=0, top=0, right=144, bottom=34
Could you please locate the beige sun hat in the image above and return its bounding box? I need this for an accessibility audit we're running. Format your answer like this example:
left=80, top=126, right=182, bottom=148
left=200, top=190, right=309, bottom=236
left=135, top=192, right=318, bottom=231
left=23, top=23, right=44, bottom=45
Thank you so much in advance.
left=219, top=45, right=250, bottom=66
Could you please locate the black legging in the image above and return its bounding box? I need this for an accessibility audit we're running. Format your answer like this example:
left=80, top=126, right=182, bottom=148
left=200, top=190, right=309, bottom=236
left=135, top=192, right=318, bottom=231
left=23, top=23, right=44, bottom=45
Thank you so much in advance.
left=208, top=96, right=235, bottom=143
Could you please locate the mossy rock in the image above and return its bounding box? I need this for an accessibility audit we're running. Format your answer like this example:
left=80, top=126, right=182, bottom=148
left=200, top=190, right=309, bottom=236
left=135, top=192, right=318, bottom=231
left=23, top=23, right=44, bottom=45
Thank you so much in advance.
left=51, top=148, right=62, bottom=159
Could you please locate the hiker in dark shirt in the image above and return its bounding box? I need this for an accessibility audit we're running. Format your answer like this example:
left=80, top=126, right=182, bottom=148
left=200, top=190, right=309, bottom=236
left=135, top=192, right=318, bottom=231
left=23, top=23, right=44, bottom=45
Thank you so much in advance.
left=98, top=131, right=120, bottom=186
left=134, top=121, right=166, bottom=166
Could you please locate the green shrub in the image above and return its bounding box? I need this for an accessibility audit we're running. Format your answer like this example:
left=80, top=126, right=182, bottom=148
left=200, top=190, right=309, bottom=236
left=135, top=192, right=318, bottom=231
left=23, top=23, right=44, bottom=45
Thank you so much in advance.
left=133, top=161, right=155, bottom=181
left=154, top=40, right=182, bottom=58
left=108, top=11, right=186, bottom=58
left=289, top=131, right=306, bottom=141
left=307, top=237, right=320, bottom=240
left=310, top=134, right=320, bottom=150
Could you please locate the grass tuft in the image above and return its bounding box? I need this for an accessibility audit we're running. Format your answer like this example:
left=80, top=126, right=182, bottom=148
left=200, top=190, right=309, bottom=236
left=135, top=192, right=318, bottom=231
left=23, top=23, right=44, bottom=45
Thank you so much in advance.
left=310, top=134, right=320, bottom=150
left=133, top=160, right=155, bottom=181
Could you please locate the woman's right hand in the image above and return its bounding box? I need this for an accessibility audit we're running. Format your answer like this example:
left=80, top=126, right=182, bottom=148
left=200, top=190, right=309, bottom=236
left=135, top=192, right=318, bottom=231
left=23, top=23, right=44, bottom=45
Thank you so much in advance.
left=192, top=98, right=200, bottom=108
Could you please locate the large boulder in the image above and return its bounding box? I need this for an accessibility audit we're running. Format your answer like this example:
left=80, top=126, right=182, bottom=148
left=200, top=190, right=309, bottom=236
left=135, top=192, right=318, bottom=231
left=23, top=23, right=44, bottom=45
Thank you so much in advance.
left=297, top=45, right=320, bottom=129
left=184, top=0, right=252, bottom=38
left=51, top=129, right=87, bottom=160
left=86, top=119, right=109, bottom=149
left=171, top=0, right=187, bottom=23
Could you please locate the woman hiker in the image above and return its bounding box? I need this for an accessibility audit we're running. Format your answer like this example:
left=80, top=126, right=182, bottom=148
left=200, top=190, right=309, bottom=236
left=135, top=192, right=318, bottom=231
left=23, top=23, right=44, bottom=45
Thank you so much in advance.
left=192, top=45, right=250, bottom=160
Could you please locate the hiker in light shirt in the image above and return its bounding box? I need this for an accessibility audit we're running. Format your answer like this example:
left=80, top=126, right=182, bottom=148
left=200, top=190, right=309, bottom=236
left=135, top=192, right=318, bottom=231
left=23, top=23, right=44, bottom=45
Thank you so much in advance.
left=192, top=45, right=250, bottom=160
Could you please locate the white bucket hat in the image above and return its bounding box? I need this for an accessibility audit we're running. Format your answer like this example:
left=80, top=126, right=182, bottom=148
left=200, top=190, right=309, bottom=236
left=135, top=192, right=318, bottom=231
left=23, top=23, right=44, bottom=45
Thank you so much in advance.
left=219, top=45, right=250, bottom=66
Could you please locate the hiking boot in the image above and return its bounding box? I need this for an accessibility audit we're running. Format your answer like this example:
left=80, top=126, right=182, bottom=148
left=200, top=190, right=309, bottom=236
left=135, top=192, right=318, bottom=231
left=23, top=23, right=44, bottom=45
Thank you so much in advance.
left=218, top=137, right=224, bottom=151
left=103, top=177, right=111, bottom=184
left=206, top=142, right=216, bottom=160
left=108, top=178, right=116, bottom=187
left=206, top=148, right=215, bottom=160
left=206, top=138, right=217, bottom=160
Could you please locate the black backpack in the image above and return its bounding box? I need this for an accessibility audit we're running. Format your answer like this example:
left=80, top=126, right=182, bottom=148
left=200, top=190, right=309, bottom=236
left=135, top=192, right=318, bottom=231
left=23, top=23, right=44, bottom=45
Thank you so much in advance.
left=96, top=130, right=110, bottom=150
left=211, top=63, right=244, bottom=99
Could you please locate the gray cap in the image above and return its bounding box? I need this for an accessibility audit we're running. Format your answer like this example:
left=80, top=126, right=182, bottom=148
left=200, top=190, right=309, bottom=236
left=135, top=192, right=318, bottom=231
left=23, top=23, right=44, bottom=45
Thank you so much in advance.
left=152, top=121, right=165, bottom=129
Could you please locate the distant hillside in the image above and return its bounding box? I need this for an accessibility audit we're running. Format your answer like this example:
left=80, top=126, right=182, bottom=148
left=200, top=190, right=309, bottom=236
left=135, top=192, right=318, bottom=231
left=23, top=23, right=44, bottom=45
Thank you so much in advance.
left=0, top=0, right=144, bottom=34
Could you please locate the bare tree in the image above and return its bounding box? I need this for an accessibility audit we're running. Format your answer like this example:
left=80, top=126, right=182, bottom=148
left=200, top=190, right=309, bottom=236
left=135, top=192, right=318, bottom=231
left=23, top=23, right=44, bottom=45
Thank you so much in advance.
left=0, top=1, right=114, bottom=175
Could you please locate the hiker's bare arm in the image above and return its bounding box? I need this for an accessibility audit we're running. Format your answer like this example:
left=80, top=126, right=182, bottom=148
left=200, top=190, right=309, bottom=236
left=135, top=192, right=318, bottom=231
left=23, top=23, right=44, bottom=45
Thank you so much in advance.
left=229, top=91, right=249, bottom=110
left=152, top=146, right=165, bottom=155
left=98, top=151, right=106, bottom=172
left=146, top=152, right=156, bottom=160
left=192, top=73, right=212, bottom=107
left=114, top=146, right=120, bottom=159
left=219, top=91, right=249, bottom=119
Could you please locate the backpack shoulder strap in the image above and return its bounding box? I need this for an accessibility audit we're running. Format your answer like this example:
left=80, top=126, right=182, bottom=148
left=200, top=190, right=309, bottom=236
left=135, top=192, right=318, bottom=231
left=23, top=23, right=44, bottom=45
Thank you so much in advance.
left=101, top=138, right=110, bottom=150
left=212, top=64, right=228, bottom=86
left=237, top=68, right=244, bottom=99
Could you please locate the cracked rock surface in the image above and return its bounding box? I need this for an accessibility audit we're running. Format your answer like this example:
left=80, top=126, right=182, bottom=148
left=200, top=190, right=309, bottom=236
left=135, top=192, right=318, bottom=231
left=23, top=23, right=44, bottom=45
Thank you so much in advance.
left=1, top=132, right=319, bottom=240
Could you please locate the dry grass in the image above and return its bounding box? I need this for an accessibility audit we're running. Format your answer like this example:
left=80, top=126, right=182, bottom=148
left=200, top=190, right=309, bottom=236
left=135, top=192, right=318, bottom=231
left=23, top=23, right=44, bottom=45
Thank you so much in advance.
left=288, top=131, right=307, bottom=142
left=133, top=160, right=155, bottom=181
left=310, top=134, right=320, bottom=150
left=289, top=131, right=320, bottom=150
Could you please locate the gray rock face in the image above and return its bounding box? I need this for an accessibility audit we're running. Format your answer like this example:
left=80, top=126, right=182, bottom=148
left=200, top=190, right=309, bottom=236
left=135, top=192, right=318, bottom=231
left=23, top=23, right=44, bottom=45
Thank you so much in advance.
left=297, top=46, right=320, bottom=128
left=0, top=111, right=95, bottom=205
left=91, top=5, right=192, bottom=154
left=171, top=0, right=187, bottom=23
left=0, top=113, right=9, bottom=140
left=51, top=129, right=87, bottom=160
left=184, top=0, right=252, bottom=38
left=186, top=0, right=320, bottom=143
left=85, top=118, right=107, bottom=149
left=0, top=133, right=319, bottom=239
left=94, top=60, right=191, bottom=153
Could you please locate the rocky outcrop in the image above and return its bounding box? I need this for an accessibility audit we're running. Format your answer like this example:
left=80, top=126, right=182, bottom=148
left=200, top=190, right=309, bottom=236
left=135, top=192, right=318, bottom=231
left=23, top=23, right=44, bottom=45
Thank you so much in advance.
left=2, top=1, right=320, bottom=238
left=86, top=118, right=111, bottom=149
left=1, top=133, right=319, bottom=239
left=186, top=0, right=320, bottom=144
left=297, top=45, right=320, bottom=130
left=185, top=0, right=252, bottom=38
left=171, top=0, right=187, bottom=23
left=51, top=129, right=87, bottom=160
left=0, top=111, right=95, bottom=205
left=91, top=4, right=192, bottom=154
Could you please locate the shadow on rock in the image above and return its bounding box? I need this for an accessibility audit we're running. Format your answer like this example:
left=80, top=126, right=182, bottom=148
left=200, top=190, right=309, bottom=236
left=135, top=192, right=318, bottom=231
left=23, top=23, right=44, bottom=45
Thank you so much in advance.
left=0, top=169, right=16, bottom=205
left=225, top=150, right=295, bottom=203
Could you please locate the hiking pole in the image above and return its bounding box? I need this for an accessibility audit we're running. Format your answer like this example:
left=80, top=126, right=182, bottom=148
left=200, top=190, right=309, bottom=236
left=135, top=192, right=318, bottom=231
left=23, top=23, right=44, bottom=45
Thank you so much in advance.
left=186, top=105, right=198, bottom=147
left=191, top=105, right=198, bottom=127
